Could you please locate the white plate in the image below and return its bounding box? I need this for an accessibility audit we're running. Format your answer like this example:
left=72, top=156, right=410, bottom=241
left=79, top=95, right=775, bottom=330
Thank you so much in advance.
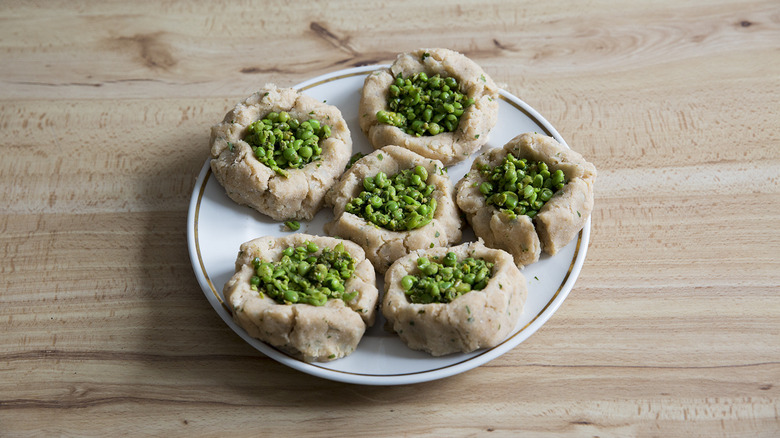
left=187, top=65, right=590, bottom=385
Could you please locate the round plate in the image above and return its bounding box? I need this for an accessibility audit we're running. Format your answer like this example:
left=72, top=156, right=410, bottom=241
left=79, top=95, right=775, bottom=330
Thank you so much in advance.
left=187, top=65, right=590, bottom=385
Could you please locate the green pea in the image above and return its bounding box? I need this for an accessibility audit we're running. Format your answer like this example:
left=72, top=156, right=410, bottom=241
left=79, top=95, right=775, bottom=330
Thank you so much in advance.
left=377, top=111, right=392, bottom=124
left=444, top=252, right=457, bottom=266
left=414, top=165, right=428, bottom=181
left=455, top=282, right=471, bottom=293
left=284, top=220, right=300, bottom=231
left=298, top=146, right=313, bottom=159
left=422, top=263, right=438, bottom=276
left=401, top=275, right=416, bottom=291
left=258, top=263, right=273, bottom=279
left=503, top=192, right=519, bottom=210
left=553, top=169, right=565, bottom=185
left=375, top=171, right=389, bottom=188
left=282, top=147, right=298, bottom=162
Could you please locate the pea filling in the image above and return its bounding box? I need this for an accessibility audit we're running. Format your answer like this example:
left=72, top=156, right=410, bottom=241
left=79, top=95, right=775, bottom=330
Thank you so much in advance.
left=244, top=111, right=331, bottom=177
left=344, top=166, right=437, bottom=231
left=249, top=241, right=357, bottom=306
left=401, top=252, right=494, bottom=304
left=376, top=72, right=475, bottom=136
left=477, top=154, right=567, bottom=219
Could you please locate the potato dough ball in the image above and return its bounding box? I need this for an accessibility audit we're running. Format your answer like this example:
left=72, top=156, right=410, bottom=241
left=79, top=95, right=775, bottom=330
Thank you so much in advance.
left=456, top=133, right=597, bottom=267
left=382, top=240, right=526, bottom=356
left=210, top=84, right=352, bottom=221
left=359, top=48, right=499, bottom=166
left=223, top=234, right=378, bottom=363
left=324, top=146, right=462, bottom=274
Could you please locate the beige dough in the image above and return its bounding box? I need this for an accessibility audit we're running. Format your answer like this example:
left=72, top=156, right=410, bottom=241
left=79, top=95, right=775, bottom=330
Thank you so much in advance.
left=455, top=132, right=597, bottom=267
left=382, top=240, right=526, bottom=356
left=324, top=146, right=462, bottom=274
left=210, top=84, right=352, bottom=221
left=359, top=48, right=499, bottom=166
left=223, top=234, right=378, bottom=363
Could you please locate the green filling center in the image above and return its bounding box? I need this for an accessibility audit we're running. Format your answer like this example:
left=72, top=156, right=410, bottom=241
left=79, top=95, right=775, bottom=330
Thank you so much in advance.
left=477, top=154, right=567, bottom=219
left=376, top=72, right=475, bottom=136
left=401, top=252, right=494, bottom=304
left=244, top=111, right=331, bottom=177
left=249, top=241, right=356, bottom=306
left=345, top=166, right=437, bottom=231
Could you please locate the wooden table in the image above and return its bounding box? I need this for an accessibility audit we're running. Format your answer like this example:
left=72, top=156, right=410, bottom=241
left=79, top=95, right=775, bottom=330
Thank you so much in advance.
left=2, top=1, right=778, bottom=436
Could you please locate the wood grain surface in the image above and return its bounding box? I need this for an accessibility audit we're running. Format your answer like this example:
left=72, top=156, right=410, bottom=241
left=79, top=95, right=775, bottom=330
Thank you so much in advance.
left=1, top=0, right=779, bottom=436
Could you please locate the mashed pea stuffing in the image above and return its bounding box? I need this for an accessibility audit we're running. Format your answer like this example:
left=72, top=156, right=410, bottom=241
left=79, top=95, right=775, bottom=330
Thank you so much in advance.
left=401, top=252, right=494, bottom=304
left=478, top=154, right=567, bottom=219
left=244, top=111, right=331, bottom=177
left=344, top=165, right=437, bottom=232
left=250, top=241, right=357, bottom=306
left=376, top=71, right=474, bottom=136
